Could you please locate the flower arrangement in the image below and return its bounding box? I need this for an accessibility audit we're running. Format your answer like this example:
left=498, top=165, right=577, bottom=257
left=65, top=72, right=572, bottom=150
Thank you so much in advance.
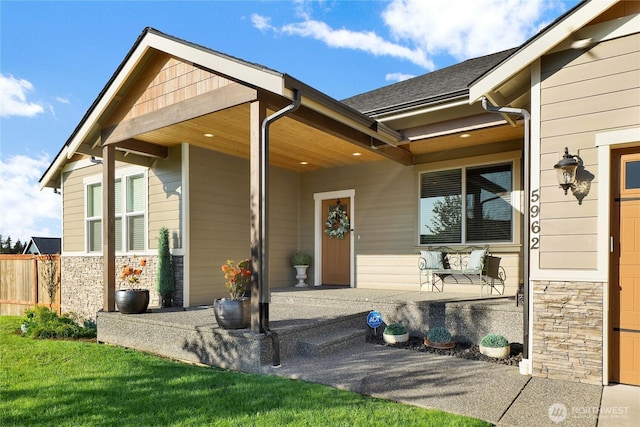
left=221, top=259, right=251, bottom=300
left=120, top=257, right=147, bottom=289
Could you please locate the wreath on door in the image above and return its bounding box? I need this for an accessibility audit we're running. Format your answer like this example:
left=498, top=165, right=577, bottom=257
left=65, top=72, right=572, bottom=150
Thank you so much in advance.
left=325, top=208, right=350, bottom=239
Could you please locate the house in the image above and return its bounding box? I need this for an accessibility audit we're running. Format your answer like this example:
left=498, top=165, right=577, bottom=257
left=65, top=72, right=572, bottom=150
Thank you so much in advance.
left=41, top=0, right=639, bottom=386
left=22, top=237, right=61, bottom=255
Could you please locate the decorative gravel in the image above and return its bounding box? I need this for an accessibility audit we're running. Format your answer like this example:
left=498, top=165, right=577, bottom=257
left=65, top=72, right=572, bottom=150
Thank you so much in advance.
left=366, top=335, right=523, bottom=366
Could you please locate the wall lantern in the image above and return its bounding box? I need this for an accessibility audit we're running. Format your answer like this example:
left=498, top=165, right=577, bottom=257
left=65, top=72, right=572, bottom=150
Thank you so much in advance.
left=554, top=147, right=579, bottom=195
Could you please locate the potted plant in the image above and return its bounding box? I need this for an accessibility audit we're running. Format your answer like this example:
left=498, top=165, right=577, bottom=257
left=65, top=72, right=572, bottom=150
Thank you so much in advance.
left=424, top=326, right=456, bottom=349
left=115, top=256, right=149, bottom=314
left=157, top=227, right=175, bottom=308
left=214, top=259, right=251, bottom=329
left=479, top=333, right=510, bottom=359
left=290, top=251, right=311, bottom=287
left=382, top=322, right=409, bottom=344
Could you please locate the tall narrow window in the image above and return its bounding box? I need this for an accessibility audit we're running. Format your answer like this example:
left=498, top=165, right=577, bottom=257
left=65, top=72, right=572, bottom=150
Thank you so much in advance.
left=466, top=164, right=512, bottom=242
left=125, top=174, right=145, bottom=251
left=87, top=183, right=102, bottom=252
left=420, top=163, right=512, bottom=245
left=420, top=169, right=462, bottom=244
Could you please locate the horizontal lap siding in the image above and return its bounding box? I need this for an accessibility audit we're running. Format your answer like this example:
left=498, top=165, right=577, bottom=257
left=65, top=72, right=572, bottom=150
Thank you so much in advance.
left=539, top=33, right=640, bottom=270
left=356, top=251, right=520, bottom=294
left=187, top=146, right=299, bottom=305
left=301, top=160, right=416, bottom=256
left=148, top=145, right=182, bottom=250
left=61, top=164, right=103, bottom=252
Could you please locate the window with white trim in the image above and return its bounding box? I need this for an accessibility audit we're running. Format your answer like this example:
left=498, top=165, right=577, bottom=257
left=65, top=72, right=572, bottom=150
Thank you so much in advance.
left=85, top=172, right=147, bottom=253
left=419, top=163, right=513, bottom=245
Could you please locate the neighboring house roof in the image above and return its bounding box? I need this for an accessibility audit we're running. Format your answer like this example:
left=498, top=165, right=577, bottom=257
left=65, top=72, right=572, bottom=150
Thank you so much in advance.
left=23, top=237, right=61, bottom=254
left=342, top=48, right=517, bottom=116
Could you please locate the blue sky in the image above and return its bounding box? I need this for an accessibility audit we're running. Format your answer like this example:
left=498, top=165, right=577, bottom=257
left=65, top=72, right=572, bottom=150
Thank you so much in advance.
left=0, top=0, right=579, bottom=243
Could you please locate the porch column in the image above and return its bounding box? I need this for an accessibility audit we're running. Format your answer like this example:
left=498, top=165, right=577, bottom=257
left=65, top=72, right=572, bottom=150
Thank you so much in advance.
left=250, top=100, right=267, bottom=332
left=102, top=144, right=116, bottom=311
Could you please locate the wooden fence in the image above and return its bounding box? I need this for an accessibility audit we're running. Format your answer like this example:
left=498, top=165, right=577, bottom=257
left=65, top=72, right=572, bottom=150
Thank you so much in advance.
left=0, top=254, right=61, bottom=315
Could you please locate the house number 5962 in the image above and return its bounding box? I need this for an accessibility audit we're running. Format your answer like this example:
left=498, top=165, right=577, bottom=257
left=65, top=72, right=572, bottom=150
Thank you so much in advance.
left=530, top=189, right=540, bottom=250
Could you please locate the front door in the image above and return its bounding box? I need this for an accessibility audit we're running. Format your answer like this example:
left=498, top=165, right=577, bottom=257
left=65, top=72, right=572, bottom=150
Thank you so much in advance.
left=321, top=198, right=351, bottom=285
left=610, top=149, right=640, bottom=386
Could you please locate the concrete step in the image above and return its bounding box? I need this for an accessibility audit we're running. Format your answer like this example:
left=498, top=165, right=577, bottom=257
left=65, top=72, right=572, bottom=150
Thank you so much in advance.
left=296, top=327, right=366, bottom=357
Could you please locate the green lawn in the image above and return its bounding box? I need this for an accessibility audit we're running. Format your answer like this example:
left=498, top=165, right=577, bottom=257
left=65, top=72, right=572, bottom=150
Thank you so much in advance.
left=0, top=316, right=491, bottom=426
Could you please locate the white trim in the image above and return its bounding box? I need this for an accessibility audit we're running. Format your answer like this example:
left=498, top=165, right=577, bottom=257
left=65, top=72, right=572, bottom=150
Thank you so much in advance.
left=181, top=143, right=190, bottom=307
left=469, top=0, right=618, bottom=102
left=313, top=189, right=355, bottom=287
left=595, top=126, right=640, bottom=385
left=62, top=158, right=97, bottom=173
left=527, top=59, right=541, bottom=377
left=82, top=166, right=149, bottom=255
left=550, top=13, right=640, bottom=54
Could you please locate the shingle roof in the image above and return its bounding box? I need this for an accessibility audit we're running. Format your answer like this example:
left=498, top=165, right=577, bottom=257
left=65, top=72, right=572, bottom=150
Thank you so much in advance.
left=24, top=237, right=61, bottom=254
left=342, top=48, right=517, bottom=115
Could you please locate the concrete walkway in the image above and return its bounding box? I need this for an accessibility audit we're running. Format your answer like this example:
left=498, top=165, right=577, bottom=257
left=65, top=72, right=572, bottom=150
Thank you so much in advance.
left=262, top=339, right=639, bottom=427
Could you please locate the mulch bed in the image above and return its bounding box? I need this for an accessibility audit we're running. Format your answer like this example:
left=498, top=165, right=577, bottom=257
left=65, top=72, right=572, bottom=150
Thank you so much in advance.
left=366, top=335, right=523, bottom=366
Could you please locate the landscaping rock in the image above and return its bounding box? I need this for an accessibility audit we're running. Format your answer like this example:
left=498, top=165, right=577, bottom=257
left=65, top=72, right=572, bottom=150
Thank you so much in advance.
left=366, top=335, right=523, bottom=366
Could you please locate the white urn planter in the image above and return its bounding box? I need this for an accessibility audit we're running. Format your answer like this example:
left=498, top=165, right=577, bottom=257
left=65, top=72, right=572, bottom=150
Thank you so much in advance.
left=383, top=332, right=409, bottom=344
left=294, top=265, right=309, bottom=287
left=479, top=344, right=510, bottom=359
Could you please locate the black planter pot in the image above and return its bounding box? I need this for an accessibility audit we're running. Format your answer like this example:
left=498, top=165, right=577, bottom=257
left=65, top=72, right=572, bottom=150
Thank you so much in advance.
left=161, top=295, right=173, bottom=308
left=213, top=297, right=250, bottom=329
left=115, top=289, right=150, bottom=314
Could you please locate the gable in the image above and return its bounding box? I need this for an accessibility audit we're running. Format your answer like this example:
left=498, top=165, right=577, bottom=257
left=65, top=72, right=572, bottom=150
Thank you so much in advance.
left=103, top=52, right=238, bottom=127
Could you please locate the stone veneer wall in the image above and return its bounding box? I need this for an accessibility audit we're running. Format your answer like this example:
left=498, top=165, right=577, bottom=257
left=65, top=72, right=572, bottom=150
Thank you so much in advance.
left=532, top=280, right=604, bottom=385
left=62, top=254, right=184, bottom=321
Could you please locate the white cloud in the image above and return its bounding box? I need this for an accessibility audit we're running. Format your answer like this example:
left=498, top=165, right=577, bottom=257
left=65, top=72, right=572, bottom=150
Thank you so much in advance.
left=253, top=0, right=567, bottom=71
left=0, top=74, right=45, bottom=118
left=251, top=13, right=273, bottom=31
left=386, top=72, right=415, bottom=82
left=0, top=154, right=61, bottom=242
left=56, top=97, right=70, bottom=104
left=382, top=0, right=562, bottom=60
left=281, top=19, right=433, bottom=69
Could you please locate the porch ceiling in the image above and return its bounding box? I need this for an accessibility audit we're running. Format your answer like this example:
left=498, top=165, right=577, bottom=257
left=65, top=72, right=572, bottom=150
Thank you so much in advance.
left=407, top=121, right=524, bottom=155
left=132, top=103, right=397, bottom=173
left=124, top=106, right=523, bottom=173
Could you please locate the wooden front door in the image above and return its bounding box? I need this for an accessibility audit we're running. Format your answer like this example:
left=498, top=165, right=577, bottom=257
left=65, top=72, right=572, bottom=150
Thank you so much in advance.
left=321, top=198, right=351, bottom=285
left=610, top=149, right=640, bottom=386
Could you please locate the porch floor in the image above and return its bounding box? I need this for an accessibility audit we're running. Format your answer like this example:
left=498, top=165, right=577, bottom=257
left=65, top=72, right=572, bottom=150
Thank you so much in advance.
left=97, top=286, right=521, bottom=371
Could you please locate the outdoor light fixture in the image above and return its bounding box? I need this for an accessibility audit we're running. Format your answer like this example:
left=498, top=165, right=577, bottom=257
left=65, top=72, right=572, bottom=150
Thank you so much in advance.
left=554, top=147, right=579, bottom=195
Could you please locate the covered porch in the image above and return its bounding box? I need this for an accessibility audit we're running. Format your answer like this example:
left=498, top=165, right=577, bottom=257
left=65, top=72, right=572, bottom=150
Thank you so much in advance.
left=96, top=286, right=522, bottom=373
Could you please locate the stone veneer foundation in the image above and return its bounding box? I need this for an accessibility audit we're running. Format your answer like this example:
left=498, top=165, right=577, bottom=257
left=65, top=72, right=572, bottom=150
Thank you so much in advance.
left=61, top=255, right=184, bottom=321
left=532, top=280, right=604, bottom=385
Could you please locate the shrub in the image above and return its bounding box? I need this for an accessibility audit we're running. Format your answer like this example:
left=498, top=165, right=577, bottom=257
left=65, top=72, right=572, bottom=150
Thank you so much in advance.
left=290, top=251, right=311, bottom=266
left=21, top=306, right=96, bottom=339
left=426, top=327, right=452, bottom=343
left=157, top=227, right=175, bottom=298
left=383, top=323, right=408, bottom=335
left=480, top=333, right=509, bottom=348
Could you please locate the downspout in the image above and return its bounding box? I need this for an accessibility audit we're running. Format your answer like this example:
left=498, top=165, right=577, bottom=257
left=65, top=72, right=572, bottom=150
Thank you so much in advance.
left=481, top=97, right=531, bottom=366
left=258, top=89, right=302, bottom=367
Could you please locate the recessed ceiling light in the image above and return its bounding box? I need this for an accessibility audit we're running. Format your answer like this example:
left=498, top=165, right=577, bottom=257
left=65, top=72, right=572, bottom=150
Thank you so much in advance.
left=203, top=133, right=214, bottom=138
left=352, top=152, right=362, bottom=156
left=460, top=133, right=470, bottom=138
left=300, top=161, right=308, bottom=165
